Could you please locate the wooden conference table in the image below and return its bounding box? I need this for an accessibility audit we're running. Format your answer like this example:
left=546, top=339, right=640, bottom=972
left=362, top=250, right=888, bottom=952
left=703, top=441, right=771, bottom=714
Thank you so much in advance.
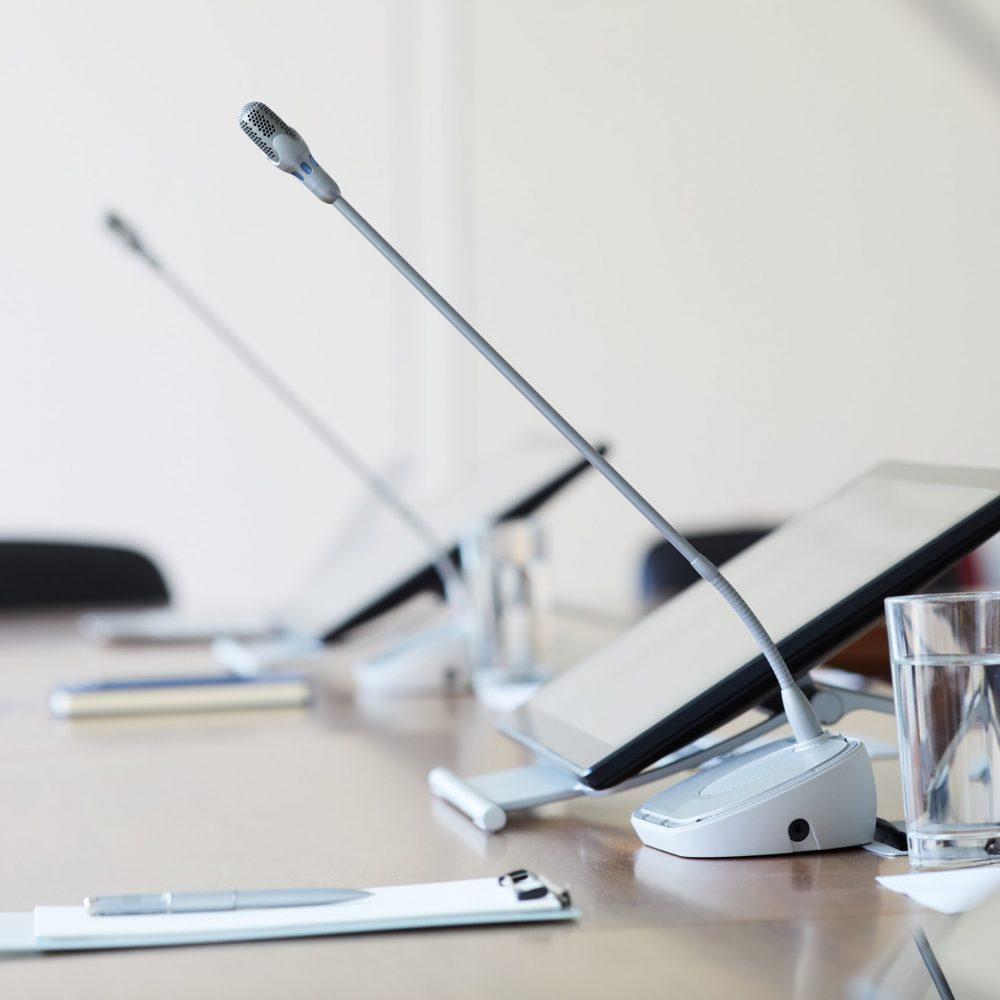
left=0, top=612, right=927, bottom=998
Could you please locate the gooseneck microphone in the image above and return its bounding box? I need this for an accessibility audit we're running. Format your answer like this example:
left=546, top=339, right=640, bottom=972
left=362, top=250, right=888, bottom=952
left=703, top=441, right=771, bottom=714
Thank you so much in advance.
left=239, top=101, right=879, bottom=857
left=237, top=101, right=823, bottom=744
left=103, top=210, right=467, bottom=613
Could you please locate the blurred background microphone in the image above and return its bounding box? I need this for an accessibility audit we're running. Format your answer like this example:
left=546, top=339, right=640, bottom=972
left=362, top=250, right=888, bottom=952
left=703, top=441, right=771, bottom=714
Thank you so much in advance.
left=101, top=209, right=463, bottom=610
left=97, top=210, right=473, bottom=682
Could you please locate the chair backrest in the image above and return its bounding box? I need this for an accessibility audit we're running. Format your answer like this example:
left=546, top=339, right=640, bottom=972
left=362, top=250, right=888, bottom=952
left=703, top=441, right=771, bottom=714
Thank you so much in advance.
left=640, top=527, right=773, bottom=606
left=0, top=541, right=169, bottom=609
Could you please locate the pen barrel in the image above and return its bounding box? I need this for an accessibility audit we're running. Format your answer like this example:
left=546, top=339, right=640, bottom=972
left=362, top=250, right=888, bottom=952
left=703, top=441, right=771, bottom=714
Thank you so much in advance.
left=170, top=891, right=239, bottom=912
left=233, top=889, right=363, bottom=909
left=85, top=887, right=370, bottom=916
left=87, top=893, right=171, bottom=916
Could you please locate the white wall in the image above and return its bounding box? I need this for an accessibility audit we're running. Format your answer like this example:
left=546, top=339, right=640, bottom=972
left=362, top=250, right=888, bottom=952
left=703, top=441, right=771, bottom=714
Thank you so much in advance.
left=0, top=1, right=471, bottom=611
left=462, top=0, right=1000, bottom=608
left=3, top=1, right=1000, bottom=617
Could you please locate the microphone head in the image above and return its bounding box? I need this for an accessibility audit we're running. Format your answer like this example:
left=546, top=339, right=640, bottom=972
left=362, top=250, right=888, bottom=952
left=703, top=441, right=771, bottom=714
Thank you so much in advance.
left=105, top=211, right=135, bottom=243
left=238, top=101, right=341, bottom=203
left=104, top=210, right=158, bottom=267
left=239, top=102, right=301, bottom=163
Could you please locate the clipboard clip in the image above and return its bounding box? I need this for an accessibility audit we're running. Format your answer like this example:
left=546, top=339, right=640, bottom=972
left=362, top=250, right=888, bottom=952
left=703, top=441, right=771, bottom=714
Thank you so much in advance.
left=498, top=869, right=572, bottom=909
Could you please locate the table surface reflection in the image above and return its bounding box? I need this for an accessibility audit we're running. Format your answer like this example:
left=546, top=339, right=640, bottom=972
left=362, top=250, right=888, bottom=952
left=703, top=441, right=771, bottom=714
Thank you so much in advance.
left=0, top=613, right=924, bottom=998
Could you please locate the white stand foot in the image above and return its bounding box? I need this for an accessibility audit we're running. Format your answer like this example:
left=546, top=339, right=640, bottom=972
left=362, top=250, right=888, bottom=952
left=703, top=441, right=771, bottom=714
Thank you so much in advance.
left=429, top=764, right=586, bottom=831
left=352, top=623, right=470, bottom=697
left=212, top=633, right=323, bottom=676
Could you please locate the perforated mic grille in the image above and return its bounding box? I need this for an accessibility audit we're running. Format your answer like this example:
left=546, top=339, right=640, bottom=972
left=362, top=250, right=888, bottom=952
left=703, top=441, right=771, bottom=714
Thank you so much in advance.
left=239, top=101, right=299, bottom=161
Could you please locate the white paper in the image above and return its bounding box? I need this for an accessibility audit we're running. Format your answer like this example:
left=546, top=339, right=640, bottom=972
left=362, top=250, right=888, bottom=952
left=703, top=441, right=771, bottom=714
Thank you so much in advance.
left=876, top=867, right=1000, bottom=914
left=0, top=913, right=38, bottom=952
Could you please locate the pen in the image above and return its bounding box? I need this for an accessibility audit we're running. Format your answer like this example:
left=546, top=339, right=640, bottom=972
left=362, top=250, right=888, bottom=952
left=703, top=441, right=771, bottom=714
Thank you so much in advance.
left=50, top=674, right=312, bottom=719
left=84, top=888, right=372, bottom=916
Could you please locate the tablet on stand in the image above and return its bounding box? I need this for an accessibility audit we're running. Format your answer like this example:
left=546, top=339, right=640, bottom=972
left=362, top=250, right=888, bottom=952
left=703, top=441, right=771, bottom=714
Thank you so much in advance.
left=431, top=462, right=1000, bottom=830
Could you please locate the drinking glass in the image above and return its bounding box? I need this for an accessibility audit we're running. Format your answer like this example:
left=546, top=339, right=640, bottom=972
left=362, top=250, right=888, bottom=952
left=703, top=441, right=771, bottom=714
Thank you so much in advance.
left=459, top=518, right=552, bottom=701
left=885, top=593, right=1000, bottom=869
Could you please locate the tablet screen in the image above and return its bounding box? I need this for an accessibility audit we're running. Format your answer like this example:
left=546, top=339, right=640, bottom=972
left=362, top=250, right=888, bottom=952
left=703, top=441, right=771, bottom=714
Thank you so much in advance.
left=504, top=462, right=1000, bottom=788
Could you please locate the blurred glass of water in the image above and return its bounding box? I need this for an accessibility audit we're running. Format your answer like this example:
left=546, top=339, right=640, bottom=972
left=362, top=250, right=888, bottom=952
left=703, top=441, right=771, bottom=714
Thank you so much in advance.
left=460, top=518, right=552, bottom=703
left=886, top=593, right=1000, bottom=870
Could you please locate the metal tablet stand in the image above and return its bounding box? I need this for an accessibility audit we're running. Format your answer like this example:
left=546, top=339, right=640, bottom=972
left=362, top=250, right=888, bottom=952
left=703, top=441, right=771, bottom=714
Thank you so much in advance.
left=429, top=673, right=895, bottom=831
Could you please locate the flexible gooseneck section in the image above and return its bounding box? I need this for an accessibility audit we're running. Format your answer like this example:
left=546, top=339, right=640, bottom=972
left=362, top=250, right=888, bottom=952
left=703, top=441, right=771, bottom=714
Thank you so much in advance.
left=237, top=101, right=825, bottom=743
left=333, top=199, right=822, bottom=742
left=103, top=211, right=469, bottom=617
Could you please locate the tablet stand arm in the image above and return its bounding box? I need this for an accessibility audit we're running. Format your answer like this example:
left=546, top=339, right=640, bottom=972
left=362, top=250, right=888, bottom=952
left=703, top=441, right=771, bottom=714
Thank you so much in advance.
left=429, top=672, right=894, bottom=831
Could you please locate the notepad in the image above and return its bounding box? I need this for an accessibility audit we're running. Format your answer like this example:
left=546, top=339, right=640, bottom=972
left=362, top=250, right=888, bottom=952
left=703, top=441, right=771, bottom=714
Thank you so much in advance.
left=0, top=874, right=577, bottom=953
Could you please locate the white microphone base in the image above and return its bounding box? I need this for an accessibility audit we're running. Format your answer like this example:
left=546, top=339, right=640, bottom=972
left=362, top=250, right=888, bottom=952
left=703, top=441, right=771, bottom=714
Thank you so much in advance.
left=632, top=733, right=876, bottom=858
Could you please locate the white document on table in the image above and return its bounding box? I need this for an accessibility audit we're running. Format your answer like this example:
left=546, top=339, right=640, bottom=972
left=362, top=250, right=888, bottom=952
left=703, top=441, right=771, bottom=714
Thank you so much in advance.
left=876, top=867, right=1000, bottom=914
left=0, top=874, right=577, bottom=953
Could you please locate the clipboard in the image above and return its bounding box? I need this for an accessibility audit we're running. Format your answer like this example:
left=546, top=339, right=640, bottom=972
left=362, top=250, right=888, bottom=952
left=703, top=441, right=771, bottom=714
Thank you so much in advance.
left=0, top=871, right=577, bottom=953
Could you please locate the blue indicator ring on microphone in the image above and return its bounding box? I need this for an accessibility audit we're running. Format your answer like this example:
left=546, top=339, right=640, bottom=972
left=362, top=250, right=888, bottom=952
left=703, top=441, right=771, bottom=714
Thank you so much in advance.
left=300, top=162, right=313, bottom=175
left=293, top=171, right=304, bottom=181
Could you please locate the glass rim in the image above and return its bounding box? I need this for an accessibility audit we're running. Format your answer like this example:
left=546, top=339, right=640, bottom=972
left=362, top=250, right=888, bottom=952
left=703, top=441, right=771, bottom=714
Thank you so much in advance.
left=885, top=591, right=1000, bottom=607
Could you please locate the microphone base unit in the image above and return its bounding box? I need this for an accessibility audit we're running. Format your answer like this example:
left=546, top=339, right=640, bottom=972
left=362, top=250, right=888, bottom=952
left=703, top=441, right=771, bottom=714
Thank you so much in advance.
left=631, top=733, right=876, bottom=858
left=209, top=592, right=475, bottom=697
left=211, top=623, right=471, bottom=696
left=235, top=103, right=886, bottom=857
